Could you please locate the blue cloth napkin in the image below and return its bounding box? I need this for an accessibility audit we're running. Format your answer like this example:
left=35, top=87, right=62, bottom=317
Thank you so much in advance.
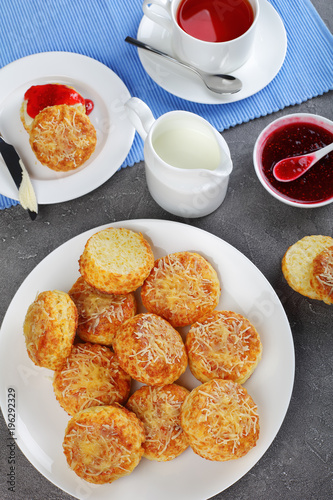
left=1, top=0, right=332, bottom=209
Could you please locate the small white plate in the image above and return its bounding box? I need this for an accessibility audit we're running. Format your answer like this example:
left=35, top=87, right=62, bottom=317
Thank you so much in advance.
left=137, top=0, right=287, bottom=104
left=0, top=219, right=294, bottom=500
left=0, top=52, right=135, bottom=204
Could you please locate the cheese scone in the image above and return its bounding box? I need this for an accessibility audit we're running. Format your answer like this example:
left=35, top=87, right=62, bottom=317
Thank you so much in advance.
left=186, top=311, right=262, bottom=384
left=53, top=343, right=131, bottom=416
left=126, top=384, right=190, bottom=461
left=141, top=251, right=221, bottom=327
left=63, top=404, right=145, bottom=484
left=68, top=276, right=137, bottom=345
left=180, top=379, right=259, bottom=461
left=29, top=104, right=96, bottom=171
left=23, top=290, right=77, bottom=370
left=79, top=227, right=154, bottom=294
left=282, top=235, right=333, bottom=299
left=310, top=245, right=333, bottom=304
left=113, top=313, right=188, bottom=386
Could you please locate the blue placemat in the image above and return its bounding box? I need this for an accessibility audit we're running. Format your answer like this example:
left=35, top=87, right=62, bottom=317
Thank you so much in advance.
left=1, top=0, right=332, bottom=209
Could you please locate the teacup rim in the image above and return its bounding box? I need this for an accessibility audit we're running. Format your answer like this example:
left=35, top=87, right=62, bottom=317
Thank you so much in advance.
left=171, top=0, right=260, bottom=46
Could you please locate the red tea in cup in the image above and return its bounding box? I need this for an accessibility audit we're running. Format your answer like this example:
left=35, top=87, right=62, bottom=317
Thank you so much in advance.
left=176, top=0, right=254, bottom=42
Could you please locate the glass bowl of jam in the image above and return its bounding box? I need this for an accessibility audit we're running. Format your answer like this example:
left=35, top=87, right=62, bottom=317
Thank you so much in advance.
left=253, top=113, right=333, bottom=207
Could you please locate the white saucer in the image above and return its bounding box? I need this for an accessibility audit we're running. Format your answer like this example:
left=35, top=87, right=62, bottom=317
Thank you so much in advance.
left=137, top=0, right=287, bottom=104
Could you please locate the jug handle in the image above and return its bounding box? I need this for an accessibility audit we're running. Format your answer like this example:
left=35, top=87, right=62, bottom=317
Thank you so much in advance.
left=125, top=97, right=155, bottom=141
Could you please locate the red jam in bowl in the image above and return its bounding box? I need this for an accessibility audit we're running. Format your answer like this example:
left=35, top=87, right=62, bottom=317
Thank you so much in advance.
left=260, top=121, right=333, bottom=204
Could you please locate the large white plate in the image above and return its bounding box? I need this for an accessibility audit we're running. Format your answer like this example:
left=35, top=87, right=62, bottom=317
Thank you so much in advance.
left=0, top=220, right=294, bottom=500
left=137, top=0, right=287, bottom=104
left=0, top=52, right=135, bottom=204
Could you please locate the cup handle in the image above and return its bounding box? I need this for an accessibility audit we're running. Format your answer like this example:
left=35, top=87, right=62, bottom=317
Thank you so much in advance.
left=142, top=0, right=173, bottom=33
left=125, top=97, right=155, bottom=141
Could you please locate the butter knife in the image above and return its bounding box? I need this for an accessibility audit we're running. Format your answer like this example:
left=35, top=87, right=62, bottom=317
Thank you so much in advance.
left=0, top=135, right=38, bottom=220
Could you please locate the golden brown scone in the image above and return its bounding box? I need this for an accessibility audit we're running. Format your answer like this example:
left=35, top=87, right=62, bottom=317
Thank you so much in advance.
left=62, top=404, right=145, bottom=484
left=141, top=251, right=221, bottom=327
left=53, top=343, right=131, bottom=416
left=68, top=276, right=137, bottom=345
left=310, top=245, right=333, bottom=304
left=23, top=290, right=77, bottom=370
left=180, top=379, right=259, bottom=461
left=186, top=311, right=262, bottom=384
left=113, top=313, right=188, bottom=386
left=29, top=104, right=96, bottom=171
left=126, top=384, right=190, bottom=461
left=79, top=227, right=154, bottom=294
left=282, top=235, right=333, bottom=299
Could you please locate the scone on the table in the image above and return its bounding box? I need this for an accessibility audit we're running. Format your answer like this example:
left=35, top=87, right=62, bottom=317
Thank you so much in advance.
left=141, top=251, right=221, bottom=327
left=29, top=104, right=96, bottom=171
left=79, top=227, right=154, bottom=294
left=126, top=384, right=190, bottom=461
left=186, top=311, right=262, bottom=384
left=310, top=245, right=333, bottom=305
left=62, top=404, right=145, bottom=484
left=180, top=379, right=259, bottom=461
left=23, top=290, right=77, bottom=370
left=53, top=343, right=131, bottom=416
left=113, top=313, right=188, bottom=386
left=282, top=235, right=333, bottom=300
left=68, top=276, right=137, bottom=345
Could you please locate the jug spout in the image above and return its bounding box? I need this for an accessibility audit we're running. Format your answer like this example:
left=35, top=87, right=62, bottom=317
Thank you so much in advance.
left=125, top=97, right=155, bottom=141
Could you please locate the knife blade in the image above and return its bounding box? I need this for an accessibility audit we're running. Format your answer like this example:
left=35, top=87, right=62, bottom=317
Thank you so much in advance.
left=0, top=136, right=38, bottom=220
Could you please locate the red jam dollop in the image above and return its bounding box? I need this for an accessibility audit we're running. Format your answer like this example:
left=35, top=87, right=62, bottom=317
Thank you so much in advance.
left=261, top=122, right=333, bottom=204
left=24, top=84, right=94, bottom=118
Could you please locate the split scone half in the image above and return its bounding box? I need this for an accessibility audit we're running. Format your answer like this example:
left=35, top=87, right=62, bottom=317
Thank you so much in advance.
left=113, top=313, right=188, bottom=386
left=282, top=235, right=333, bottom=301
left=126, top=384, right=190, bottom=461
left=68, top=276, right=137, bottom=345
left=62, top=404, right=145, bottom=484
left=53, top=343, right=131, bottom=416
left=79, top=227, right=154, bottom=294
left=186, top=311, right=262, bottom=384
left=310, top=245, right=333, bottom=304
left=180, top=379, right=259, bottom=461
left=29, top=104, right=96, bottom=171
left=141, top=251, right=221, bottom=327
left=23, top=290, right=77, bottom=370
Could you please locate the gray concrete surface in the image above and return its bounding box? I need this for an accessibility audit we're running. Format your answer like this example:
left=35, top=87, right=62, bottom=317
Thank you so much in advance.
left=0, top=3, right=332, bottom=499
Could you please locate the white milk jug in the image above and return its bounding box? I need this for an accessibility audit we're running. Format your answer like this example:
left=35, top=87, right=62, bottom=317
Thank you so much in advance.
left=125, top=97, right=233, bottom=218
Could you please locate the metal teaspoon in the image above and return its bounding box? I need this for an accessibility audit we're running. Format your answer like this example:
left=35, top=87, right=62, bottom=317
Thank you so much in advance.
left=125, top=36, right=242, bottom=95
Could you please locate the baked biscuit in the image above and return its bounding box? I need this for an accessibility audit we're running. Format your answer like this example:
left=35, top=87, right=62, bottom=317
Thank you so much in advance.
left=79, top=227, right=154, bottom=294
left=186, top=311, right=262, bottom=384
left=180, top=379, right=259, bottom=461
left=113, top=313, right=188, bottom=386
left=23, top=290, right=77, bottom=370
left=29, top=104, right=96, bottom=171
left=310, top=245, right=333, bottom=304
left=68, top=276, right=137, bottom=345
left=141, top=251, right=221, bottom=327
left=126, top=384, right=189, bottom=461
left=53, top=343, right=131, bottom=415
left=62, top=404, right=145, bottom=484
left=282, top=235, right=333, bottom=299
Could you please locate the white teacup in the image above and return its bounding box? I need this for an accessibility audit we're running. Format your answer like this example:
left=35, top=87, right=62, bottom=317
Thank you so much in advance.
left=125, top=97, right=233, bottom=218
left=142, top=0, right=260, bottom=74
